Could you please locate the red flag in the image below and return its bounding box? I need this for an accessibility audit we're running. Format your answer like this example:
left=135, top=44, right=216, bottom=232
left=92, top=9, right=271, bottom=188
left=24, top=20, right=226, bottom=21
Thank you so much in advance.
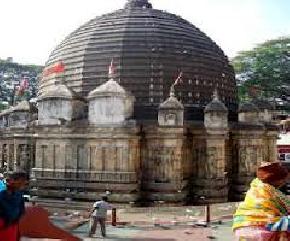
left=43, top=61, right=65, bottom=77
left=20, top=79, right=29, bottom=90
left=54, top=61, right=65, bottom=73
left=173, top=72, right=183, bottom=86
left=108, top=59, right=116, bottom=76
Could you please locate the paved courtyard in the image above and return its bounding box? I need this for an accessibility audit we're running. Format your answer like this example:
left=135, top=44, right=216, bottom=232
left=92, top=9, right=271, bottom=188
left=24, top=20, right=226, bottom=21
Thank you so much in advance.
left=21, top=203, right=236, bottom=241
left=74, top=221, right=234, bottom=241
left=21, top=221, right=234, bottom=241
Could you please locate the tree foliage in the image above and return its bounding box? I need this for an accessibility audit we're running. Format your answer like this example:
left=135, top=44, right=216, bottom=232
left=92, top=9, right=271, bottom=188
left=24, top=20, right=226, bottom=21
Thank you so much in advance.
left=232, top=37, right=290, bottom=100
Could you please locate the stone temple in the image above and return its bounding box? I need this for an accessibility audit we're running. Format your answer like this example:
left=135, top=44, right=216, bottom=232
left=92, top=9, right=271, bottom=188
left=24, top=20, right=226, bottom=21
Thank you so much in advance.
left=0, top=0, right=278, bottom=204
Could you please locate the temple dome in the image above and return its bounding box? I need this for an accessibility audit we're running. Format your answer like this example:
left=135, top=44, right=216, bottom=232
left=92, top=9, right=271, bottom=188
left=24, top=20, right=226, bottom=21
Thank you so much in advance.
left=159, top=95, right=184, bottom=110
left=88, top=79, right=126, bottom=99
left=252, top=98, right=274, bottom=110
left=239, top=102, right=259, bottom=113
left=205, top=91, right=228, bottom=113
left=39, top=83, right=73, bottom=100
left=40, top=0, right=237, bottom=121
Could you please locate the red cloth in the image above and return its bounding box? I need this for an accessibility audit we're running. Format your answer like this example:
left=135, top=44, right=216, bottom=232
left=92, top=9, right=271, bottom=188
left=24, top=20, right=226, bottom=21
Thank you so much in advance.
left=43, top=61, right=65, bottom=77
left=257, top=162, right=288, bottom=185
left=19, top=207, right=80, bottom=241
left=0, top=218, right=18, bottom=241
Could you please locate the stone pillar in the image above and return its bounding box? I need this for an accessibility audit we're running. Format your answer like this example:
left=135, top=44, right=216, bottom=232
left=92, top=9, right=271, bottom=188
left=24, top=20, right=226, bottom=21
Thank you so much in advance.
left=140, top=90, right=186, bottom=204
left=263, top=126, right=279, bottom=162
left=230, top=102, right=264, bottom=201
left=230, top=129, right=264, bottom=200
left=192, top=91, right=229, bottom=204
left=141, top=126, right=186, bottom=204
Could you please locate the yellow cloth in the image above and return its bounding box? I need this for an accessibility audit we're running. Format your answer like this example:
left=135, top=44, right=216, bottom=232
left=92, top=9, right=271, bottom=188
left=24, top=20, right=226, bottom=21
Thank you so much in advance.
left=233, top=178, right=290, bottom=230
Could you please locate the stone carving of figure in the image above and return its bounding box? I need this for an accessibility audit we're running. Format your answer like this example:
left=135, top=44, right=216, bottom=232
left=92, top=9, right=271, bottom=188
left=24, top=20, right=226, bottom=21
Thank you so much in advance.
left=239, top=147, right=256, bottom=175
left=165, top=113, right=177, bottom=125
left=239, top=147, right=247, bottom=174
left=205, top=147, right=217, bottom=178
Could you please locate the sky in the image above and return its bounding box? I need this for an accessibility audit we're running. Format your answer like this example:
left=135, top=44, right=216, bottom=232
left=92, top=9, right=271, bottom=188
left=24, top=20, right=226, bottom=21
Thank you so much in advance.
left=0, top=0, right=289, bottom=65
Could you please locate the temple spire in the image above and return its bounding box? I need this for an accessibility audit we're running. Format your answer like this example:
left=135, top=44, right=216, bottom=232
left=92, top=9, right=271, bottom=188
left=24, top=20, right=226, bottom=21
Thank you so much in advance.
left=213, top=89, right=219, bottom=101
left=125, top=0, right=153, bottom=9
left=108, top=59, right=116, bottom=79
left=170, top=85, right=175, bottom=97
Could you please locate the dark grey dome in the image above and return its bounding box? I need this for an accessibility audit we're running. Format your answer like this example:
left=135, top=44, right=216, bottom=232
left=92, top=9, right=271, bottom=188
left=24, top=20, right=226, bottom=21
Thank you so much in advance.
left=205, top=100, right=228, bottom=113
left=40, top=0, right=238, bottom=121
left=159, top=95, right=184, bottom=110
left=252, top=98, right=274, bottom=110
left=204, top=91, right=228, bottom=113
left=239, top=102, right=259, bottom=113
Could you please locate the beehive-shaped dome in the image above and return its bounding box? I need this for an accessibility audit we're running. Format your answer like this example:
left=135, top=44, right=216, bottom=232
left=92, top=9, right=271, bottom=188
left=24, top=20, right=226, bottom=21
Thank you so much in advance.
left=40, top=0, right=237, bottom=121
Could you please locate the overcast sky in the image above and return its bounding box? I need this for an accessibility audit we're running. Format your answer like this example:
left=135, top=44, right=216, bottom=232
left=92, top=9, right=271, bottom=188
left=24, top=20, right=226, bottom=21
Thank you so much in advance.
left=0, top=0, right=289, bottom=65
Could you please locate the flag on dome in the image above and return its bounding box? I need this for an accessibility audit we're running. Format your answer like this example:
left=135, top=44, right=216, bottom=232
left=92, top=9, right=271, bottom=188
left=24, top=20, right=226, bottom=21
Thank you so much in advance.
left=43, top=61, right=65, bottom=77
left=173, top=71, right=183, bottom=86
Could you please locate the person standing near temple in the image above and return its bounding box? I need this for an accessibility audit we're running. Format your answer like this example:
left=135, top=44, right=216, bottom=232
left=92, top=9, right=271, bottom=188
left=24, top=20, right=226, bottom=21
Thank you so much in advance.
left=0, top=171, right=28, bottom=241
left=89, top=196, right=112, bottom=238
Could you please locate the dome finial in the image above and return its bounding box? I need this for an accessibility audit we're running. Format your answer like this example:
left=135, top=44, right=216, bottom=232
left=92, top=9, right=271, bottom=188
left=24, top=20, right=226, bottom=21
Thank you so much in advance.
left=125, top=0, right=153, bottom=9
left=170, top=85, right=175, bottom=97
left=108, top=58, right=116, bottom=79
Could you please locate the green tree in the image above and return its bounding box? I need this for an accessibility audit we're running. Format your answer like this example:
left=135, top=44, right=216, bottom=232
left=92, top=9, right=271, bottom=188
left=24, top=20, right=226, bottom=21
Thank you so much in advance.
left=232, top=37, right=290, bottom=100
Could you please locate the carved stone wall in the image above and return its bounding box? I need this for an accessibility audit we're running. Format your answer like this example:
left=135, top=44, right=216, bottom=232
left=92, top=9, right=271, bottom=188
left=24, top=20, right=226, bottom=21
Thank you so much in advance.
left=31, top=125, right=140, bottom=202
left=191, top=126, right=229, bottom=204
left=263, top=129, right=278, bottom=162
left=140, top=126, right=186, bottom=203
left=0, top=129, right=34, bottom=173
left=230, top=127, right=264, bottom=200
left=0, top=113, right=279, bottom=205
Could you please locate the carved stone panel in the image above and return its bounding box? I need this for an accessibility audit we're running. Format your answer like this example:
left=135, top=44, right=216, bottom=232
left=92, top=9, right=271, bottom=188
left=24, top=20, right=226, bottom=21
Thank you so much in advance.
left=145, top=145, right=181, bottom=184
left=239, top=146, right=257, bottom=175
left=65, top=145, right=73, bottom=169
left=205, top=147, right=218, bottom=178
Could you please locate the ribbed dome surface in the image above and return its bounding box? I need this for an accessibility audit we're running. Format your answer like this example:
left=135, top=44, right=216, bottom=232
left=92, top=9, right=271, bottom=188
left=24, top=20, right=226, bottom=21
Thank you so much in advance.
left=40, top=0, right=237, bottom=121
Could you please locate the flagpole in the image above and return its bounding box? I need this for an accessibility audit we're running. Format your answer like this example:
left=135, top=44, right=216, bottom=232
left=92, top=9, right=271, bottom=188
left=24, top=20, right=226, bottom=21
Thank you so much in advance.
left=11, top=84, right=16, bottom=106
left=170, top=71, right=183, bottom=97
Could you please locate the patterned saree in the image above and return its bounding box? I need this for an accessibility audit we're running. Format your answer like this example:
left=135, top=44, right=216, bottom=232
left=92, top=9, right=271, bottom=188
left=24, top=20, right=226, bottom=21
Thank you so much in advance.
left=233, top=178, right=290, bottom=241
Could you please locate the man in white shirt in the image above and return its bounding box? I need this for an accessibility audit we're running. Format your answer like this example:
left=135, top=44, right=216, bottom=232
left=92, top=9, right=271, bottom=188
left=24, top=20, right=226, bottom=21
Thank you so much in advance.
left=89, top=196, right=112, bottom=238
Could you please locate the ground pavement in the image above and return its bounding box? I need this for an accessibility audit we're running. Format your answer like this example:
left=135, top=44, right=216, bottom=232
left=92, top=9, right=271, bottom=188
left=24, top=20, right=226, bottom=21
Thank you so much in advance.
left=75, top=221, right=234, bottom=241
left=22, top=203, right=236, bottom=240
left=21, top=221, right=234, bottom=241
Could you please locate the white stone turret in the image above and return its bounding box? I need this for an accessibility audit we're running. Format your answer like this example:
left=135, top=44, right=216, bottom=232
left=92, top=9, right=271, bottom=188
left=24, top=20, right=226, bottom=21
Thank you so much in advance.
left=88, top=78, right=134, bottom=125
left=204, top=90, right=228, bottom=129
left=38, top=81, right=73, bottom=125
left=238, top=101, right=259, bottom=123
left=158, top=85, right=184, bottom=126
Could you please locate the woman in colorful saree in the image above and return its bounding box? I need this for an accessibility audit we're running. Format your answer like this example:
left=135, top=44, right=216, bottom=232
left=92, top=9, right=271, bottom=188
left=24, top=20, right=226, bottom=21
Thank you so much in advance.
left=233, top=162, right=290, bottom=241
